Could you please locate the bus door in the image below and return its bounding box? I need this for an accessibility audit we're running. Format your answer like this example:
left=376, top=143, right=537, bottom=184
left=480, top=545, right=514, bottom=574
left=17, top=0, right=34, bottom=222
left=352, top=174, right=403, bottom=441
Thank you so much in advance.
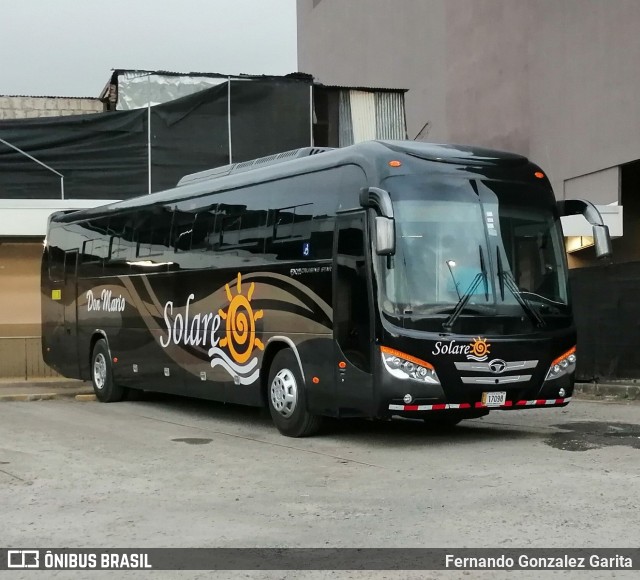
left=332, top=211, right=374, bottom=416
left=62, top=249, right=80, bottom=375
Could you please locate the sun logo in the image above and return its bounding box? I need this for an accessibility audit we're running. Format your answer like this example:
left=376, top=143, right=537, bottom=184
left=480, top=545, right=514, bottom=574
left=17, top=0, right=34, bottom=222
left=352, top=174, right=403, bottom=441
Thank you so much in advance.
left=219, top=273, right=264, bottom=364
left=468, top=337, right=491, bottom=361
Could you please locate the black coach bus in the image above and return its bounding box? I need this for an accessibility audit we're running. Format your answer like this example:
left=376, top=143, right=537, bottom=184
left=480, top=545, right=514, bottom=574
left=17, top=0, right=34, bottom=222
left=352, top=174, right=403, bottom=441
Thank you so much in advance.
left=41, top=140, right=612, bottom=437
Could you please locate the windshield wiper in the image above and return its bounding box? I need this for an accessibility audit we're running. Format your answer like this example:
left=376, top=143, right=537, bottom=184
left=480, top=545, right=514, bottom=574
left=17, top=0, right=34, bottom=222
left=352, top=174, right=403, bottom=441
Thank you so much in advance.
left=496, top=248, right=546, bottom=328
left=442, top=245, right=488, bottom=332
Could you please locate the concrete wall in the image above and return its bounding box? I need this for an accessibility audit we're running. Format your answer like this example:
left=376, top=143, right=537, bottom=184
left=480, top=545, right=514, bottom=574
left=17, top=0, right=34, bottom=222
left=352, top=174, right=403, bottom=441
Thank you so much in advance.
left=297, top=0, right=640, bottom=200
left=0, top=240, right=59, bottom=378
left=297, top=0, right=449, bottom=142
left=528, top=0, right=640, bottom=200
left=0, top=337, right=58, bottom=379
left=443, top=0, right=531, bottom=156
left=0, top=95, right=103, bottom=119
left=0, top=241, right=44, bottom=337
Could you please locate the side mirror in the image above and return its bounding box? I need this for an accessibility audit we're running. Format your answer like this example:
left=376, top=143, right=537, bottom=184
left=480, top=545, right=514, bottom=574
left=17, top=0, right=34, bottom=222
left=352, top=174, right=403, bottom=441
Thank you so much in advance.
left=592, top=224, right=613, bottom=260
left=360, top=187, right=394, bottom=219
left=360, top=187, right=396, bottom=255
left=375, top=216, right=395, bottom=255
left=557, top=199, right=613, bottom=260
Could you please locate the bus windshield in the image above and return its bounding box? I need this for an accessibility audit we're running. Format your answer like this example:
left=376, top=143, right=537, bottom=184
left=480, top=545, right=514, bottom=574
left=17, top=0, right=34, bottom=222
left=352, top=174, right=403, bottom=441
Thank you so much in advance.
left=378, top=176, right=570, bottom=331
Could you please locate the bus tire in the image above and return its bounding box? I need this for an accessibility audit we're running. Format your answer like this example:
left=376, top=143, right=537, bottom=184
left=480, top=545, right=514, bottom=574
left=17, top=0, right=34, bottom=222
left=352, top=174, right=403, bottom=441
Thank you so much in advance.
left=267, top=349, right=322, bottom=437
left=91, top=339, right=125, bottom=403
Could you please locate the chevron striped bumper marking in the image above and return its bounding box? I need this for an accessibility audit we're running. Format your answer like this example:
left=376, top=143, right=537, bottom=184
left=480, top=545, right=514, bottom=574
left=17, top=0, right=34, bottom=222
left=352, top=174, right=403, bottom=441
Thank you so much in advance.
left=389, top=397, right=572, bottom=412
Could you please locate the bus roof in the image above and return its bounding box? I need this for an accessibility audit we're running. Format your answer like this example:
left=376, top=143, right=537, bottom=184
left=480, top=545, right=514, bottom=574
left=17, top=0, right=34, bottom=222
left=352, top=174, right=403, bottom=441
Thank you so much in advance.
left=53, top=140, right=533, bottom=224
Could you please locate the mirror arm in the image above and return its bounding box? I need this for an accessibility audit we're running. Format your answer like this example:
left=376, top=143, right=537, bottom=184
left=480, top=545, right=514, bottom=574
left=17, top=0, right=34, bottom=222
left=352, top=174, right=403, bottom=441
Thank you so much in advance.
left=557, top=199, right=605, bottom=226
left=558, top=199, right=613, bottom=260
left=360, top=187, right=394, bottom=219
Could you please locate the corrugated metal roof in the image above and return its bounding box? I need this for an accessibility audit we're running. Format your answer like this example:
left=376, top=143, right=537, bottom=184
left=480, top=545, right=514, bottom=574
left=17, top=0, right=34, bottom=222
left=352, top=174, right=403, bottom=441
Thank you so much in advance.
left=110, top=69, right=314, bottom=82
left=108, top=69, right=405, bottom=91
left=315, top=84, right=407, bottom=93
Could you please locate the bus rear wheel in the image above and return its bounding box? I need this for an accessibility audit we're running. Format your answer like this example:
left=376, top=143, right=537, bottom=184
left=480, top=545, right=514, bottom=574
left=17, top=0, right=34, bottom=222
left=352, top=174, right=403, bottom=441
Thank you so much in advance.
left=267, top=349, right=322, bottom=437
left=91, top=339, right=125, bottom=403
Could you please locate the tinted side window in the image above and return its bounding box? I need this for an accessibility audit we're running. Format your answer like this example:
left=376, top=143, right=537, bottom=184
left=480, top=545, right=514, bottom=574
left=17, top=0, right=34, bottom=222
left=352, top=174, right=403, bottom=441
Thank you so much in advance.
left=47, top=225, right=66, bottom=282
left=79, top=218, right=110, bottom=277
left=263, top=165, right=366, bottom=261
left=240, top=209, right=268, bottom=253
left=215, top=203, right=267, bottom=257
left=316, top=164, right=368, bottom=259
left=264, top=171, right=337, bottom=261
left=104, top=213, right=136, bottom=275
left=270, top=203, right=314, bottom=260
left=135, top=207, right=174, bottom=261
left=190, top=209, right=218, bottom=252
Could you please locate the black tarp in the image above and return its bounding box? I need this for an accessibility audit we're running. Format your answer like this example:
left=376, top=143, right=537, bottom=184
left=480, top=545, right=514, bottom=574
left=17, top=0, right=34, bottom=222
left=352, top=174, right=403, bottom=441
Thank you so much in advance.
left=0, top=109, right=147, bottom=199
left=0, top=79, right=311, bottom=200
left=229, top=80, right=312, bottom=163
left=570, top=262, right=640, bottom=380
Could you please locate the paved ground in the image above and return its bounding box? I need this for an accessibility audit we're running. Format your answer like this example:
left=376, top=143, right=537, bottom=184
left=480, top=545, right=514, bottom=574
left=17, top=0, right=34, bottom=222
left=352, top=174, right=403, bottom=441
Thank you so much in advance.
left=1, top=378, right=638, bottom=402
left=1, top=395, right=639, bottom=579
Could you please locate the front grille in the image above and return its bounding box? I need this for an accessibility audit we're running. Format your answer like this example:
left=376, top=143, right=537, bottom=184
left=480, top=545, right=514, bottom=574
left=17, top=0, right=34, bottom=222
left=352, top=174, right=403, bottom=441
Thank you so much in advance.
left=454, top=360, right=538, bottom=372
left=454, top=359, right=538, bottom=386
left=461, top=375, right=532, bottom=385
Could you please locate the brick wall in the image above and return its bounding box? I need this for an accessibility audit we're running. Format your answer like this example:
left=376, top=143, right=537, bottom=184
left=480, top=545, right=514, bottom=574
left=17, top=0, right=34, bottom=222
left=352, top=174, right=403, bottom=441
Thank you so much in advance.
left=0, top=95, right=104, bottom=119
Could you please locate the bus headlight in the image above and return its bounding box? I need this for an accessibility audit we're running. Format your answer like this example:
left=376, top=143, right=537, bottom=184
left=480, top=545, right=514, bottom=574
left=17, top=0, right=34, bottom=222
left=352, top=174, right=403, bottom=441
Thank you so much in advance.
left=380, top=346, right=440, bottom=384
left=545, top=346, right=576, bottom=380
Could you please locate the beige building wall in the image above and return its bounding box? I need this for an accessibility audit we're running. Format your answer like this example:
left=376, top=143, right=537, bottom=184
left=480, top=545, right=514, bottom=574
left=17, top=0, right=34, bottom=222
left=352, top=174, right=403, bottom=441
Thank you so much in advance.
left=0, top=240, right=57, bottom=378
left=297, top=0, right=640, bottom=203
left=0, top=240, right=42, bottom=337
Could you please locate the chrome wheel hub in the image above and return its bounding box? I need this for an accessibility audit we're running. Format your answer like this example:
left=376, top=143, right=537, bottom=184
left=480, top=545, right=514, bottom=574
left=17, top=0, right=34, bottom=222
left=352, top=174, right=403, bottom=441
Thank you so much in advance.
left=93, top=353, right=107, bottom=390
left=270, top=369, right=297, bottom=418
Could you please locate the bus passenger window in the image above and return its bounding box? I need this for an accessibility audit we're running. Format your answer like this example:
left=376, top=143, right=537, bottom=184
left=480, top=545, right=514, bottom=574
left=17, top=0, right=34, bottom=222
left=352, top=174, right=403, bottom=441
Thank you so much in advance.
left=48, top=245, right=66, bottom=282
left=171, top=210, right=197, bottom=252
left=270, top=204, right=313, bottom=260
left=190, top=211, right=217, bottom=252
left=220, top=214, right=242, bottom=249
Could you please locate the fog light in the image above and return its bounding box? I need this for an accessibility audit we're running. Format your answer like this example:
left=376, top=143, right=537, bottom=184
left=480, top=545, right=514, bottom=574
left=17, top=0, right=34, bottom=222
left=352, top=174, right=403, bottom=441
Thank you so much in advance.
left=403, top=394, right=413, bottom=404
left=559, top=388, right=566, bottom=397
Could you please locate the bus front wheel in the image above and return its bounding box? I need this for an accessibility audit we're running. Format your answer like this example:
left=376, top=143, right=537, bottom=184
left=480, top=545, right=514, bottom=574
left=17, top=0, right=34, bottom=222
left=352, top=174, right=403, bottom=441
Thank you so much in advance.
left=91, top=339, right=125, bottom=403
left=267, top=349, right=322, bottom=437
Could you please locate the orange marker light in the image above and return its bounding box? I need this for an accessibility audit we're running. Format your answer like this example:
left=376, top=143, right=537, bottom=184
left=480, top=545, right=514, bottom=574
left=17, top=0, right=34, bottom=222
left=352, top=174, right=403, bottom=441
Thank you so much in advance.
left=388, top=160, right=402, bottom=167
left=312, top=376, right=320, bottom=384
left=550, top=346, right=576, bottom=367
left=534, top=171, right=545, bottom=179
left=113, top=357, right=118, bottom=363
left=380, top=346, right=434, bottom=370
left=338, top=361, right=347, bottom=369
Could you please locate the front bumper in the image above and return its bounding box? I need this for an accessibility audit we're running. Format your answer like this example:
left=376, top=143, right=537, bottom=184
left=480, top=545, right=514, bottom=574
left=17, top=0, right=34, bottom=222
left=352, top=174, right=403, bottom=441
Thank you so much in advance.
left=389, top=396, right=572, bottom=413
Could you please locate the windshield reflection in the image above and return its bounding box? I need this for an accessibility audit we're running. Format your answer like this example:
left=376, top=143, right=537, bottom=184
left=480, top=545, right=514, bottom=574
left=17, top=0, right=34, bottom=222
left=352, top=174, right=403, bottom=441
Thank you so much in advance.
left=377, top=177, right=570, bottom=331
left=382, top=198, right=491, bottom=315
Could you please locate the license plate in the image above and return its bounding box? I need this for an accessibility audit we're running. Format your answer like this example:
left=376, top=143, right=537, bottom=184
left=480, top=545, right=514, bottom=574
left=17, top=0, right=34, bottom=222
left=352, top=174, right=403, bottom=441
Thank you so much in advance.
left=482, top=391, right=507, bottom=407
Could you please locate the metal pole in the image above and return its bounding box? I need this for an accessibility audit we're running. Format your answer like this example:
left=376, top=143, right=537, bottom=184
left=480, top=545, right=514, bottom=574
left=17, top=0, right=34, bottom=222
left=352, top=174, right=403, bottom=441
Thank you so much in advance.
left=227, top=77, right=233, bottom=163
left=310, top=84, right=314, bottom=146
left=0, top=136, right=64, bottom=198
left=147, top=75, right=152, bottom=194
